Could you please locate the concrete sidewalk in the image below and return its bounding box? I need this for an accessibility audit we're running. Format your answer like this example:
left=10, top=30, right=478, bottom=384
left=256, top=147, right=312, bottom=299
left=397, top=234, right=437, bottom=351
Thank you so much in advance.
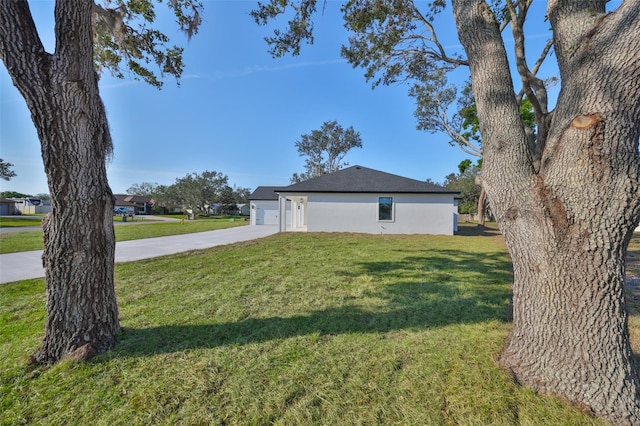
left=0, top=225, right=279, bottom=284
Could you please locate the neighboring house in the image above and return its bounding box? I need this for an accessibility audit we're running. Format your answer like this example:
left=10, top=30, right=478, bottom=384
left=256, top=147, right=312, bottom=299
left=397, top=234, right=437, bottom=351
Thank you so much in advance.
left=255, top=165, right=460, bottom=235
left=0, top=198, right=18, bottom=215
left=13, top=198, right=52, bottom=214
left=249, top=186, right=291, bottom=226
left=237, top=204, right=250, bottom=216
left=114, top=194, right=154, bottom=215
left=207, top=203, right=222, bottom=215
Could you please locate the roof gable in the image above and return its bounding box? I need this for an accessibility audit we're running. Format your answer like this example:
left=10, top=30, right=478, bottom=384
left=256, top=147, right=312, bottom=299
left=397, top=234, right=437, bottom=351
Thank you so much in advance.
left=280, top=165, right=458, bottom=194
left=249, top=186, right=287, bottom=201
left=114, top=194, right=153, bottom=206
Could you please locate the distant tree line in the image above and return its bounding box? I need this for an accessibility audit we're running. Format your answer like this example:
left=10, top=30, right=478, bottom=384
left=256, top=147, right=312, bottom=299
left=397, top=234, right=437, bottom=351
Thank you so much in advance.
left=127, top=170, right=251, bottom=217
left=0, top=190, right=51, bottom=200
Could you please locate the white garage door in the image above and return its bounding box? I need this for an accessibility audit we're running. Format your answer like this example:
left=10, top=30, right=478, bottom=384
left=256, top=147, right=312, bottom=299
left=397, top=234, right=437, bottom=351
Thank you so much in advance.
left=260, top=206, right=279, bottom=225
left=254, top=202, right=279, bottom=225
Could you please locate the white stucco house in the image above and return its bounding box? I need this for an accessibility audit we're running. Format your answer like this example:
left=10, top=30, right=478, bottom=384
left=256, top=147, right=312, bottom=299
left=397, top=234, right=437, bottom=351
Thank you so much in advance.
left=249, top=186, right=292, bottom=226
left=251, top=165, right=460, bottom=235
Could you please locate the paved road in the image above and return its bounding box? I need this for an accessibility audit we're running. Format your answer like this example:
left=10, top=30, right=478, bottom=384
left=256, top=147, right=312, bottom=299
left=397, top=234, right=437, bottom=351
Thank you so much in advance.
left=0, top=225, right=279, bottom=284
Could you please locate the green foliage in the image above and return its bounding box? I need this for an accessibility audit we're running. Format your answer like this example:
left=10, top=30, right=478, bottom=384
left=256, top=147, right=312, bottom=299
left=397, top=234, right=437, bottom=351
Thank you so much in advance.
left=457, top=82, right=481, bottom=145
left=147, top=184, right=177, bottom=213
left=233, top=186, right=251, bottom=205
left=445, top=159, right=482, bottom=214
left=126, top=181, right=160, bottom=197
left=92, top=0, right=203, bottom=88
left=0, top=159, right=17, bottom=181
left=457, top=84, right=536, bottom=148
left=291, top=120, right=363, bottom=183
left=250, top=0, right=317, bottom=57
left=218, top=185, right=237, bottom=215
left=172, top=170, right=229, bottom=215
left=340, top=0, right=460, bottom=88
left=519, top=96, right=536, bottom=131
left=0, top=191, right=30, bottom=199
left=127, top=181, right=250, bottom=215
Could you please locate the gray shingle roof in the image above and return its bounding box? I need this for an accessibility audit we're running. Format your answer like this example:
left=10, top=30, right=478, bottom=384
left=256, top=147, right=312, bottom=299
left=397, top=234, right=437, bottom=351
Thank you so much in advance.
left=279, top=165, right=458, bottom=194
left=248, top=186, right=287, bottom=201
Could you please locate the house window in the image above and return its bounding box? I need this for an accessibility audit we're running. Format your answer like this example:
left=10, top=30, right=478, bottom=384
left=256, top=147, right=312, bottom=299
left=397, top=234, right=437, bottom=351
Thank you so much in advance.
left=378, top=197, right=393, bottom=221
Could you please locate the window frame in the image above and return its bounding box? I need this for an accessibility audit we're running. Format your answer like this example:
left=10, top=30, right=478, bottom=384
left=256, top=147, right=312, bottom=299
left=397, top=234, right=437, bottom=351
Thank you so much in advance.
left=377, top=196, right=394, bottom=222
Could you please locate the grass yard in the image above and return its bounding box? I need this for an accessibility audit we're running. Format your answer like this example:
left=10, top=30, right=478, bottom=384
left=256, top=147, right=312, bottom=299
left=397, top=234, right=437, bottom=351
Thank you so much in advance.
left=0, top=217, right=248, bottom=254
left=0, top=216, right=43, bottom=227
left=0, top=227, right=620, bottom=425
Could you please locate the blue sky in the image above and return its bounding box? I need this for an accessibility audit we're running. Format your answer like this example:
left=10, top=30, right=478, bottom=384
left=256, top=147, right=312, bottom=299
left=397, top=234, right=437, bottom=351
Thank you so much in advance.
left=1, top=1, right=554, bottom=196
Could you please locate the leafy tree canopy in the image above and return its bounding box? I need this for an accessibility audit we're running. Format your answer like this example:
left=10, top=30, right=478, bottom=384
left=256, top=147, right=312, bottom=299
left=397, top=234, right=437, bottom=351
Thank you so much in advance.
left=0, top=158, right=17, bottom=181
left=126, top=181, right=160, bottom=197
left=233, top=186, right=252, bottom=205
left=34, top=193, right=51, bottom=200
left=444, top=159, right=482, bottom=214
left=169, top=170, right=228, bottom=215
left=92, top=0, right=203, bottom=88
left=291, top=120, right=363, bottom=183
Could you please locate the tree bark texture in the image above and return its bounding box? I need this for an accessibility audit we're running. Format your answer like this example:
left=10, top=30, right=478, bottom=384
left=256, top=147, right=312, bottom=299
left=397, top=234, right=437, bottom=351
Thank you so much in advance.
left=453, top=0, right=640, bottom=424
left=0, top=0, right=120, bottom=363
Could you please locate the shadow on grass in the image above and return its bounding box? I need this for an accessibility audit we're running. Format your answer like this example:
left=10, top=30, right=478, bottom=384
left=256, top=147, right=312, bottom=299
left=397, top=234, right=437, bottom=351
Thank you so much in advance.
left=455, top=223, right=502, bottom=237
left=112, top=303, right=506, bottom=359
left=105, top=244, right=514, bottom=359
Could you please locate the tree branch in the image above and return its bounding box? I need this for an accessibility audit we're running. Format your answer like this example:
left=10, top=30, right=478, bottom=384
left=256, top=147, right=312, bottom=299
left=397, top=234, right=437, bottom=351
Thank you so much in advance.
left=438, top=102, right=483, bottom=157
left=55, top=0, right=95, bottom=82
left=411, top=6, right=469, bottom=67
left=0, top=0, right=50, bottom=92
left=452, top=0, right=533, bottom=185
left=547, top=0, right=606, bottom=78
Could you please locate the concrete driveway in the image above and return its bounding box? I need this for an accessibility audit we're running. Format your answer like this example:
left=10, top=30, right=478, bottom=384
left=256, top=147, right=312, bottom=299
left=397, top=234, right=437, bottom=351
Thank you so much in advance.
left=0, top=225, right=278, bottom=284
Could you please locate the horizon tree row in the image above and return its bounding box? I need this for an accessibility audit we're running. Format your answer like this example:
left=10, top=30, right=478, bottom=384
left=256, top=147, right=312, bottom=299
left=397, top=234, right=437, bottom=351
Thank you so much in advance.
left=126, top=171, right=251, bottom=217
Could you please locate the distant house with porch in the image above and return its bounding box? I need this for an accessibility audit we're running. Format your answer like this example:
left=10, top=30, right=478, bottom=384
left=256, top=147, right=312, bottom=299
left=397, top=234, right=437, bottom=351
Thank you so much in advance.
left=114, top=194, right=154, bottom=215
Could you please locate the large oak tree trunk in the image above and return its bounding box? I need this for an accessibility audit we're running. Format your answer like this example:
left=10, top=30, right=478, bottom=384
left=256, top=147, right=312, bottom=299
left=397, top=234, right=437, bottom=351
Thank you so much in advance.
left=500, top=216, right=640, bottom=422
left=0, top=0, right=120, bottom=363
left=453, top=0, right=640, bottom=423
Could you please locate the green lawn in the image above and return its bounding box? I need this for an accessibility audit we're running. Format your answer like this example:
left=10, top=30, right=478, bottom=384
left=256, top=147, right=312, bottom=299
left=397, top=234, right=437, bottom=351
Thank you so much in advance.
left=0, top=217, right=248, bottom=254
left=0, top=216, right=43, bottom=227
left=0, top=227, right=618, bottom=425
